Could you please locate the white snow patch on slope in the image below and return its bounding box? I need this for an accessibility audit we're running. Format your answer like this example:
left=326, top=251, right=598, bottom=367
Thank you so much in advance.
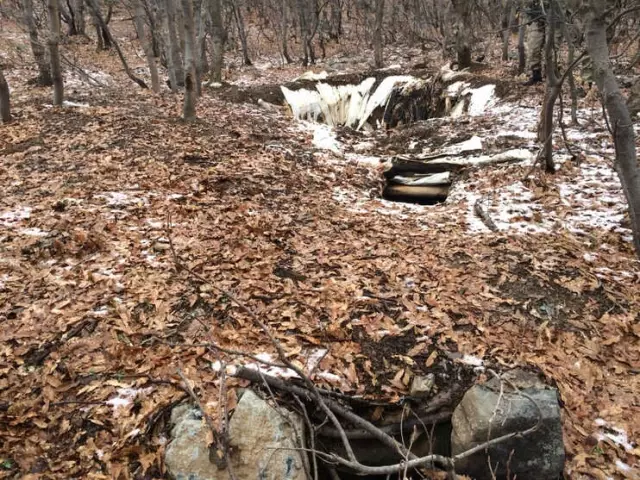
left=1, top=207, right=32, bottom=226
left=308, top=123, right=342, bottom=154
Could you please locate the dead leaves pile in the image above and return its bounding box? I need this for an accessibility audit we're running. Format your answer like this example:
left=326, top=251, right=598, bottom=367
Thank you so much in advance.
left=1, top=61, right=639, bottom=480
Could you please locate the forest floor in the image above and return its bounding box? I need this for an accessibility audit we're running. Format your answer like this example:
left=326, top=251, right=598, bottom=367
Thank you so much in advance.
left=1, top=16, right=639, bottom=480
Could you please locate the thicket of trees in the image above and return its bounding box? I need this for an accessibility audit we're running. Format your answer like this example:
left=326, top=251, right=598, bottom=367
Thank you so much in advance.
left=0, top=0, right=638, bottom=251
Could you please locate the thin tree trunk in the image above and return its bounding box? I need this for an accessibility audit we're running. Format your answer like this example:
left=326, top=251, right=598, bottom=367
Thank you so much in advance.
left=181, top=0, right=197, bottom=120
left=164, top=0, right=184, bottom=89
left=567, top=39, right=579, bottom=125
left=584, top=0, right=640, bottom=256
left=207, top=0, right=225, bottom=83
left=135, top=0, right=160, bottom=92
left=47, top=0, right=64, bottom=106
left=373, top=0, right=385, bottom=68
left=517, top=20, right=526, bottom=75
left=87, top=0, right=148, bottom=89
left=193, top=0, right=205, bottom=94
left=501, top=0, right=513, bottom=61
left=451, top=0, right=472, bottom=68
left=73, top=0, right=85, bottom=35
left=0, top=65, right=11, bottom=123
left=23, top=0, right=53, bottom=86
left=91, top=0, right=104, bottom=50
left=281, top=0, right=293, bottom=63
left=231, top=1, right=251, bottom=65
left=539, top=0, right=561, bottom=173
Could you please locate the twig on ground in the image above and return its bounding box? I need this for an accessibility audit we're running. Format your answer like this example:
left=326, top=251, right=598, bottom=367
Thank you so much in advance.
left=318, top=410, right=452, bottom=439
left=293, top=394, right=319, bottom=480
left=474, top=199, right=499, bottom=232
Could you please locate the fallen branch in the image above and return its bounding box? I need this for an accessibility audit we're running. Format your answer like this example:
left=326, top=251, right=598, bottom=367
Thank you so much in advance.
left=474, top=199, right=499, bottom=232
left=317, top=410, right=452, bottom=440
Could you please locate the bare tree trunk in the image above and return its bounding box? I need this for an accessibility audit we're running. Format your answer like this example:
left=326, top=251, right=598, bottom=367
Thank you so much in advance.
left=231, top=1, right=252, bottom=65
left=181, top=0, right=198, bottom=120
left=47, top=0, right=64, bottom=106
left=501, top=0, right=513, bottom=61
left=567, top=39, right=579, bottom=125
left=373, top=0, right=385, bottom=68
left=135, top=0, right=160, bottom=92
left=23, top=0, right=53, bottom=86
left=164, top=0, right=184, bottom=89
left=207, top=0, right=225, bottom=83
left=538, top=0, right=561, bottom=173
left=451, top=0, right=472, bottom=68
left=0, top=66, right=11, bottom=123
left=87, top=0, right=148, bottom=88
left=73, top=0, right=86, bottom=35
left=517, top=20, right=526, bottom=74
left=281, top=0, right=293, bottom=63
left=193, top=0, right=205, bottom=94
left=584, top=0, right=640, bottom=256
left=91, top=0, right=105, bottom=50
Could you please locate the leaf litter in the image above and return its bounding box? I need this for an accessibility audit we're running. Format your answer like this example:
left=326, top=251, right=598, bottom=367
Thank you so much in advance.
left=0, top=21, right=639, bottom=480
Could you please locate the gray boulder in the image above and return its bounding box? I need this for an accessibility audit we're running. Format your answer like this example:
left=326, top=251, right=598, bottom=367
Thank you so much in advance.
left=165, top=389, right=308, bottom=480
left=451, top=369, right=564, bottom=480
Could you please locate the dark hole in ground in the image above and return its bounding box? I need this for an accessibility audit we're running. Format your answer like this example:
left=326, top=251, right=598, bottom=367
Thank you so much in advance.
left=382, top=184, right=449, bottom=205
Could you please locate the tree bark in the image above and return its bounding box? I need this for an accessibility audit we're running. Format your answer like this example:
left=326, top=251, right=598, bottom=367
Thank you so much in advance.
left=517, top=20, right=526, bottom=74
left=164, top=0, right=184, bottom=89
left=583, top=0, right=640, bottom=255
left=501, top=0, right=513, bottom=61
left=281, top=0, right=293, bottom=63
left=451, top=0, right=472, bottom=68
left=231, top=1, right=252, bottom=66
left=47, top=0, right=64, bottom=106
left=373, top=0, right=385, bottom=68
left=135, top=0, right=160, bottom=92
left=72, top=0, right=86, bottom=35
left=23, top=0, right=53, bottom=86
left=181, top=0, right=198, bottom=120
left=207, top=0, right=226, bottom=83
left=0, top=65, right=11, bottom=123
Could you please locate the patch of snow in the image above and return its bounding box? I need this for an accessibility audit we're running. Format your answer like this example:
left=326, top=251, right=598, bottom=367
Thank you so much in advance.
left=209, top=82, right=222, bottom=88
left=106, top=388, right=151, bottom=410
left=379, top=64, right=402, bottom=71
left=344, top=153, right=382, bottom=166
left=443, top=136, right=483, bottom=155
left=91, top=306, right=109, bottom=316
left=594, top=419, right=636, bottom=452
left=63, top=101, right=90, bottom=108
left=316, top=371, right=342, bottom=384
left=306, top=348, right=328, bottom=372
left=467, top=85, right=496, bottom=116
left=294, top=70, right=329, bottom=81
left=615, top=460, right=632, bottom=473
left=460, top=355, right=484, bottom=367
left=309, top=123, right=342, bottom=154
left=447, top=81, right=468, bottom=96
left=1, top=207, right=32, bottom=226
left=19, top=227, right=48, bottom=237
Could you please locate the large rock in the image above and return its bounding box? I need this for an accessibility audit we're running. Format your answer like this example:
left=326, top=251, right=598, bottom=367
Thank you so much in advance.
left=451, top=369, right=564, bottom=480
left=165, top=389, right=307, bottom=480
